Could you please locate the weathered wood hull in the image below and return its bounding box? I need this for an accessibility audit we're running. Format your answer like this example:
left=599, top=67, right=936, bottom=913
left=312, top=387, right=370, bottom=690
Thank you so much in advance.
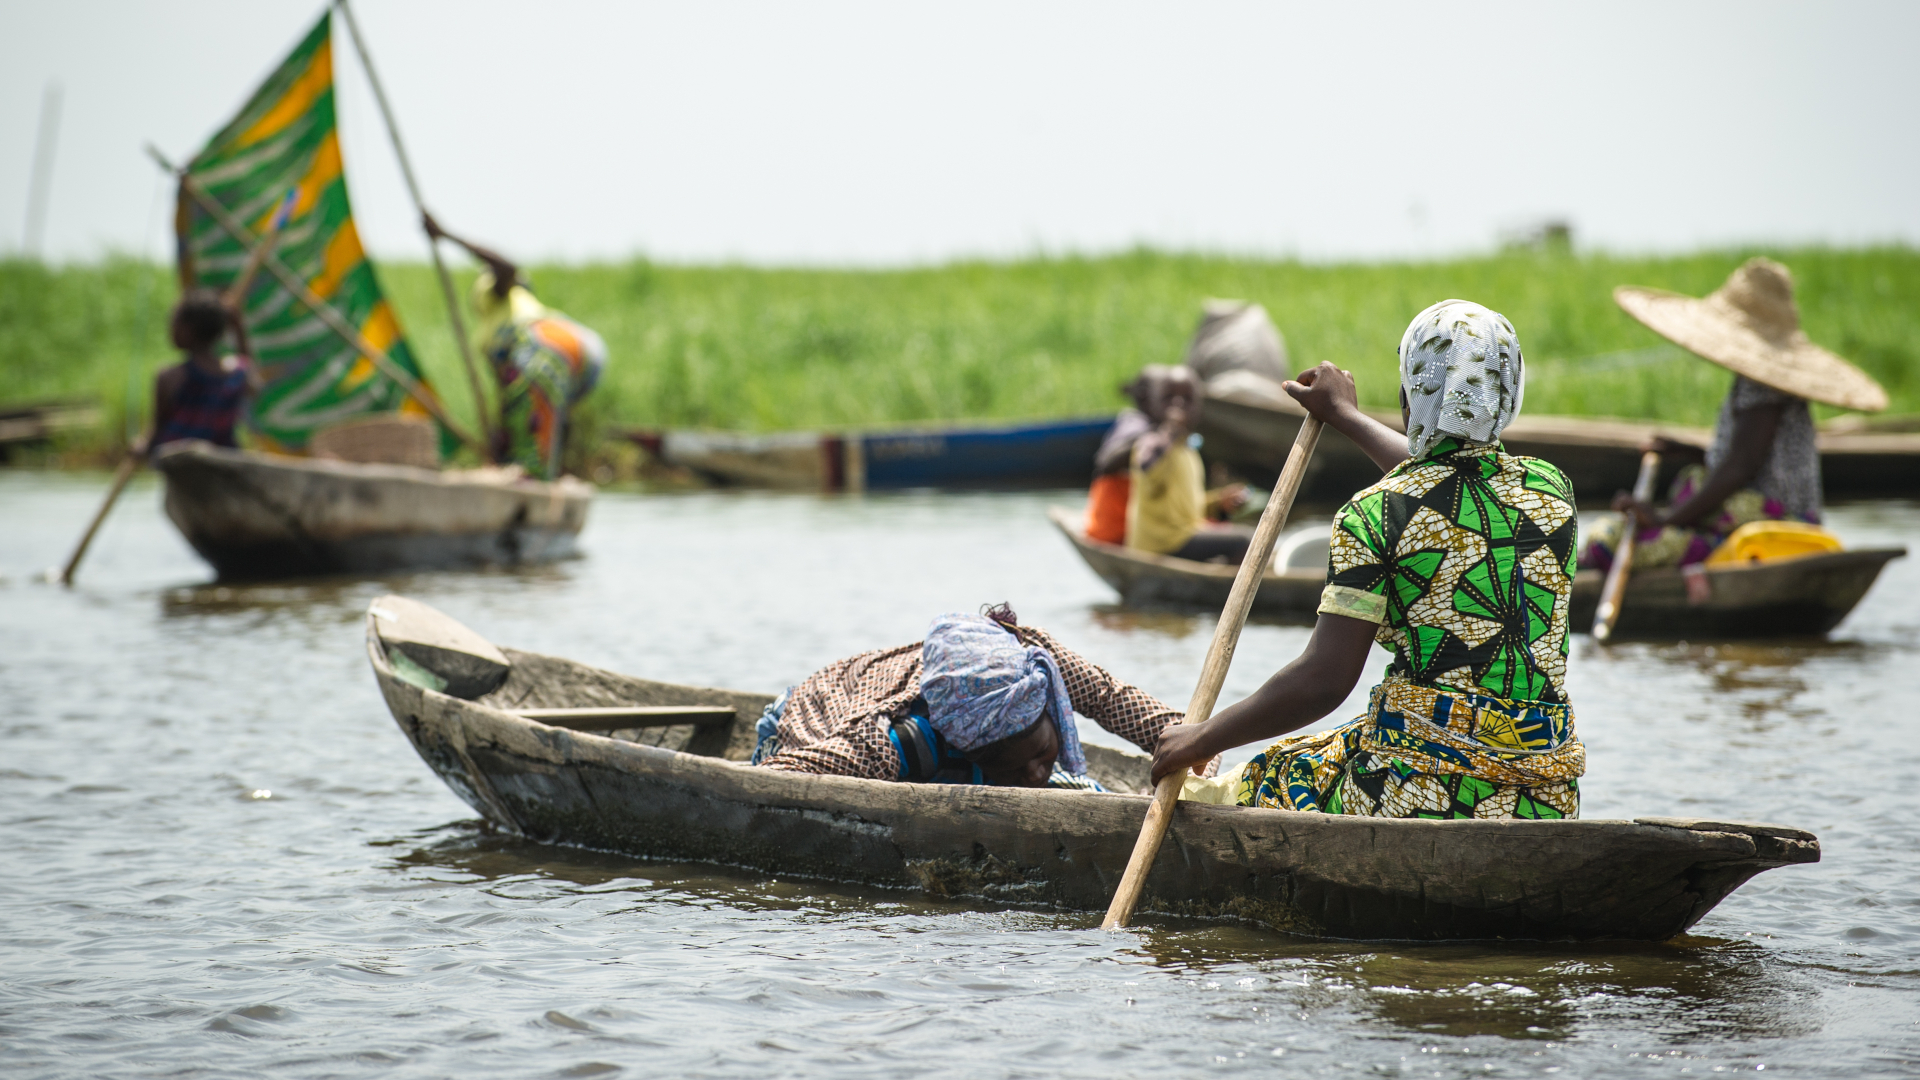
left=367, top=604, right=1820, bottom=942
left=154, top=442, right=591, bottom=580
left=1047, top=506, right=1324, bottom=621
left=1050, top=507, right=1903, bottom=639
left=1566, top=548, right=1906, bottom=639
left=1197, top=393, right=1920, bottom=505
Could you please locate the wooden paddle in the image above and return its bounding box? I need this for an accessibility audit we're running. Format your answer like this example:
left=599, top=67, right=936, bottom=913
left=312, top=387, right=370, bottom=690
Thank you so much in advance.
left=1102, top=416, right=1324, bottom=930
left=57, top=190, right=298, bottom=587
left=334, top=0, right=499, bottom=459
left=1592, top=450, right=1661, bottom=643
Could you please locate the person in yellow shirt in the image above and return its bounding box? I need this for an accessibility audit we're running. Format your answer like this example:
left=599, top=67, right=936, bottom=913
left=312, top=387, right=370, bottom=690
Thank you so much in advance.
left=1124, top=365, right=1250, bottom=562
left=424, top=214, right=606, bottom=478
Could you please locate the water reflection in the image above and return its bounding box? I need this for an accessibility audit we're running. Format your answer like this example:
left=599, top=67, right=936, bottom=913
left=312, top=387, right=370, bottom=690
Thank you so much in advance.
left=1131, top=929, right=1819, bottom=1043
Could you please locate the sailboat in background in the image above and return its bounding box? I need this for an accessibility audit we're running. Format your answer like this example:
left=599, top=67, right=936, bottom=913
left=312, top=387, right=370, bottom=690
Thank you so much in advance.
left=148, top=6, right=591, bottom=581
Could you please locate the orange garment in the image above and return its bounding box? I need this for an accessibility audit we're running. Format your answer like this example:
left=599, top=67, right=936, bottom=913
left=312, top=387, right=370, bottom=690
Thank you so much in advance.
left=1085, top=473, right=1131, bottom=544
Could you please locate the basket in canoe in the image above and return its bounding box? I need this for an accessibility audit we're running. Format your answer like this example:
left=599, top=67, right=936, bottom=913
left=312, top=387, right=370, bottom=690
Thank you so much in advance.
left=1048, top=507, right=1905, bottom=639
left=367, top=595, right=1819, bottom=942
left=155, top=441, right=591, bottom=580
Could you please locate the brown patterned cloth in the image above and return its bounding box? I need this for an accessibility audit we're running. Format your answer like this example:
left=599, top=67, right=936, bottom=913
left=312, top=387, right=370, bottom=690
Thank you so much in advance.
left=758, top=625, right=1184, bottom=779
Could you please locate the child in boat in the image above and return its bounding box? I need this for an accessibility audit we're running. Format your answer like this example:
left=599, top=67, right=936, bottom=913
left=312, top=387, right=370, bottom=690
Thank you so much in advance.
left=424, top=213, right=607, bottom=479
left=1579, top=259, right=1884, bottom=571
left=142, top=288, right=259, bottom=456
left=751, top=605, right=1207, bottom=790
left=1154, top=300, right=1588, bottom=820
left=1083, top=368, right=1161, bottom=544
left=1122, top=365, right=1250, bottom=561
left=1085, top=302, right=1280, bottom=545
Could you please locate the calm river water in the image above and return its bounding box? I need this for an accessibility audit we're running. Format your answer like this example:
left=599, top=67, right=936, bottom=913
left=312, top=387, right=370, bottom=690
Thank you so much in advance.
left=3, top=471, right=1918, bottom=1078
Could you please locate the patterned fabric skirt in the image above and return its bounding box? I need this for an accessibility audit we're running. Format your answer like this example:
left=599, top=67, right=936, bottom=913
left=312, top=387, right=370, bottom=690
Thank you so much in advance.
left=1235, top=678, right=1583, bottom=820
left=487, top=316, right=607, bottom=479
left=1578, top=464, right=1819, bottom=572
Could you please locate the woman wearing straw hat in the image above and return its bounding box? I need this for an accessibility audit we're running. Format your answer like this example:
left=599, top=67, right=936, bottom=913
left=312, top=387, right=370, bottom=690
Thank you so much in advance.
left=1578, top=258, right=1888, bottom=572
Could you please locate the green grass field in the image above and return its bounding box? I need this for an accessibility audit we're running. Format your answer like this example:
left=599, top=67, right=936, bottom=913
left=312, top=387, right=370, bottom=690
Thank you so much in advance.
left=3, top=246, right=1915, bottom=463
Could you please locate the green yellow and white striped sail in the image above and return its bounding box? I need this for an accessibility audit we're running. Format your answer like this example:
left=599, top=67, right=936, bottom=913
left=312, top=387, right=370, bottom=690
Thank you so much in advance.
left=174, top=10, right=441, bottom=454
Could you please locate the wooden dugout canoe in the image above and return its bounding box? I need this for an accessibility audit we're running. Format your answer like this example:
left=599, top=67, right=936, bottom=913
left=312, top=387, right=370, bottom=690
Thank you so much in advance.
left=1197, top=384, right=1920, bottom=506
left=627, top=416, right=1113, bottom=492
left=1048, top=507, right=1905, bottom=639
left=368, top=596, right=1819, bottom=942
left=154, top=441, right=591, bottom=580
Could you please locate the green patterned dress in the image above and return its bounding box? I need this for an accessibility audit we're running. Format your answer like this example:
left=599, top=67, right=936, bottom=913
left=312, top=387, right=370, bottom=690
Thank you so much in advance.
left=1237, top=438, right=1585, bottom=818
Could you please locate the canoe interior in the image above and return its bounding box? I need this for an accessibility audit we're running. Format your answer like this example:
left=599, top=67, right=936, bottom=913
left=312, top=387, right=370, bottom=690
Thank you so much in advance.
left=370, top=602, right=1820, bottom=943
left=154, top=442, right=591, bottom=580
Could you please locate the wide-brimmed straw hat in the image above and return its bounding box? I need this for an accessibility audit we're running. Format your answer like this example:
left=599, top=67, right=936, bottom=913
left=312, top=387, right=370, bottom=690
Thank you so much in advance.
left=1613, top=257, right=1887, bottom=412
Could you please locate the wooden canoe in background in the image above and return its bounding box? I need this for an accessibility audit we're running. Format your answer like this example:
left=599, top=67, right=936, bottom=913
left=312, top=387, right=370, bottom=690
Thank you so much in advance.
left=1049, top=506, right=1905, bottom=639
left=627, top=416, right=1113, bottom=492
left=154, top=441, right=591, bottom=580
left=1197, top=383, right=1920, bottom=506
left=1047, top=506, right=1326, bottom=621
left=367, top=596, right=1819, bottom=942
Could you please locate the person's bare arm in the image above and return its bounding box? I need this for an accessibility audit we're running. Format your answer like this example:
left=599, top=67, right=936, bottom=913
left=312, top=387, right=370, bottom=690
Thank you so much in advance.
left=222, top=302, right=264, bottom=394
left=422, top=211, right=518, bottom=298
left=1150, top=612, right=1377, bottom=783
left=141, top=366, right=186, bottom=454
left=1616, top=405, right=1781, bottom=530
left=1284, top=362, right=1406, bottom=473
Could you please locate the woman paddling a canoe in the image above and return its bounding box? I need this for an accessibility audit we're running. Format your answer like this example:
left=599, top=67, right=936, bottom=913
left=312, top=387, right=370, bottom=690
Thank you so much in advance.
left=1578, top=258, right=1888, bottom=573
left=752, top=606, right=1208, bottom=790
left=1154, top=300, right=1588, bottom=819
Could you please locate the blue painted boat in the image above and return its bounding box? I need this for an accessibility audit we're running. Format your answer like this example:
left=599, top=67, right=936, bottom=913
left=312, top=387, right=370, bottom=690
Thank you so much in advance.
left=630, top=416, right=1114, bottom=491
left=858, top=417, right=1112, bottom=489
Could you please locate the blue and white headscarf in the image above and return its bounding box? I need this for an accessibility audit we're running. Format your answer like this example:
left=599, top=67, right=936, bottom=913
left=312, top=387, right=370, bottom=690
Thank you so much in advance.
left=1399, top=300, right=1526, bottom=460
left=920, top=614, right=1086, bottom=776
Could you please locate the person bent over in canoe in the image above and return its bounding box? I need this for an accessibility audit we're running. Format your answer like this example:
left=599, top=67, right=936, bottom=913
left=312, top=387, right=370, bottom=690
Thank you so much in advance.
left=1155, top=300, right=1587, bottom=819
left=424, top=213, right=607, bottom=479
left=752, top=606, right=1206, bottom=790
left=141, top=288, right=261, bottom=456
left=1578, top=258, right=1885, bottom=572
left=1123, top=365, right=1251, bottom=563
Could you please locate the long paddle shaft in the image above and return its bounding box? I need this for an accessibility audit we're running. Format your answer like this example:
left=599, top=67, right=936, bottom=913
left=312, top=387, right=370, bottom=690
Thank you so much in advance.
left=147, top=146, right=489, bottom=458
left=57, top=192, right=297, bottom=587
left=1592, top=450, right=1661, bottom=643
left=57, top=454, right=138, bottom=586
left=1102, top=417, right=1325, bottom=930
left=333, top=0, right=498, bottom=458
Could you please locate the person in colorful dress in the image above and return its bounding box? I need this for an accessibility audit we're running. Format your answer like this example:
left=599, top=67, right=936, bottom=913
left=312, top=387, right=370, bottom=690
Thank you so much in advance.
left=142, top=288, right=260, bottom=455
left=1579, top=258, right=1888, bottom=571
left=752, top=606, right=1206, bottom=791
left=1155, top=300, right=1587, bottom=820
left=423, top=214, right=607, bottom=478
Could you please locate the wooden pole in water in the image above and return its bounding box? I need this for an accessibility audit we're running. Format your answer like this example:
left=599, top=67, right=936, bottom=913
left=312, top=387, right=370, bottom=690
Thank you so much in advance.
left=58, top=454, right=138, bottom=586
left=146, top=145, right=488, bottom=458
left=1102, top=416, right=1324, bottom=930
left=1592, top=450, right=1661, bottom=643
left=58, top=192, right=298, bottom=588
left=333, top=0, right=498, bottom=460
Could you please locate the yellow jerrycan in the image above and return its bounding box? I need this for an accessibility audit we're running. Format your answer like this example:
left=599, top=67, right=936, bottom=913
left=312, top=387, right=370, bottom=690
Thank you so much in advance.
left=1704, top=520, right=1844, bottom=566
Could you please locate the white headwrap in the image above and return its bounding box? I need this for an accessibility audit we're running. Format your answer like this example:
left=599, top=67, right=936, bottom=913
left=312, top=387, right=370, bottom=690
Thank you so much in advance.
left=1399, top=300, right=1525, bottom=460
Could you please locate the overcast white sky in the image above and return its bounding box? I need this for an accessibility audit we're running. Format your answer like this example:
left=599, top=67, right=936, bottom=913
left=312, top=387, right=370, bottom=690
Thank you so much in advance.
left=3, top=0, right=1917, bottom=266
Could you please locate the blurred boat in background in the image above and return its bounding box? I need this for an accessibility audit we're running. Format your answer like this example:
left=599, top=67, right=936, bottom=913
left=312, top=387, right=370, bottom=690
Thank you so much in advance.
left=1197, top=372, right=1920, bottom=506
left=628, top=416, right=1112, bottom=492
left=154, top=441, right=589, bottom=580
